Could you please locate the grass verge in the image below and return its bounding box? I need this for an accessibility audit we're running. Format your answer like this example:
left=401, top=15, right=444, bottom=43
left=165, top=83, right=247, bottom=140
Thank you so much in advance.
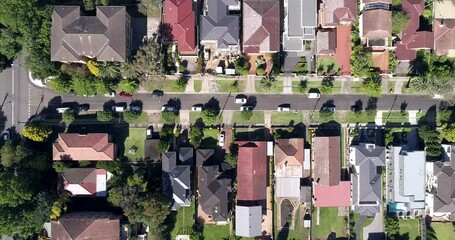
left=255, top=80, right=284, bottom=93
left=292, top=80, right=342, bottom=94
left=194, top=80, right=202, bottom=92
left=383, top=111, right=409, bottom=124
left=147, top=80, right=185, bottom=92
left=216, top=80, right=246, bottom=92
left=345, top=112, right=375, bottom=124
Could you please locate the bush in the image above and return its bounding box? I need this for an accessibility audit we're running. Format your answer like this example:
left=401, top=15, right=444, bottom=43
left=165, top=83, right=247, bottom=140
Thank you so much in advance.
left=62, top=109, right=76, bottom=125
left=392, top=11, right=409, bottom=35
left=87, top=60, right=100, bottom=77
left=293, top=58, right=307, bottom=75
left=240, top=110, right=253, bottom=120
left=22, top=122, right=52, bottom=142
left=97, top=111, right=115, bottom=122
left=161, top=110, right=178, bottom=124
left=256, top=67, right=265, bottom=76
left=297, top=80, right=307, bottom=93
left=96, top=161, right=122, bottom=174
left=201, top=108, right=218, bottom=125
left=123, top=111, right=140, bottom=122
left=320, top=77, right=334, bottom=94
left=78, top=161, right=91, bottom=167
left=362, top=77, right=382, bottom=97
left=241, top=69, right=249, bottom=76
left=119, top=79, right=139, bottom=94
left=175, top=77, right=187, bottom=92
left=178, top=64, right=186, bottom=73
left=53, top=162, right=70, bottom=173
left=189, top=125, right=204, bottom=148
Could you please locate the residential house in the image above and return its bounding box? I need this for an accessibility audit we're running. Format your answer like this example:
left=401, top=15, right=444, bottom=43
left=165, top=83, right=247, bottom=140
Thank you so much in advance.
left=163, top=0, right=197, bottom=55
left=51, top=212, right=121, bottom=240
left=200, top=0, right=240, bottom=52
left=162, top=148, right=193, bottom=211
left=51, top=6, right=131, bottom=62
left=274, top=138, right=305, bottom=198
left=387, top=146, right=426, bottom=217
left=196, top=149, right=231, bottom=224
left=313, top=136, right=350, bottom=207
left=242, top=0, right=280, bottom=54
left=61, top=168, right=112, bottom=197
left=283, top=0, right=317, bottom=52
left=426, top=144, right=455, bottom=221
left=235, top=141, right=267, bottom=238
left=317, top=0, right=357, bottom=75
left=434, top=0, right=455, bottom=57
left=350, top=143, right=386, bottom=217
left=52, top=133, right=115, bottom=161
left=395, top=0, right=433, bottom=61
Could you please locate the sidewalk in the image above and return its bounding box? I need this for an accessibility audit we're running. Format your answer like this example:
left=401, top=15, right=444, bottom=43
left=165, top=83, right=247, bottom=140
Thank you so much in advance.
left=28, top=72, right=46, bottom=88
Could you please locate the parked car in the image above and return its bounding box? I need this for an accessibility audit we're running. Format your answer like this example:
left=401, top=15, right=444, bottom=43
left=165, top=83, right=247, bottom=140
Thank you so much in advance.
left=322, top=107, right=336, bottom=112
left=235, top=95, right=247, bottom=104
left=191, top=104, right=203, bottom=112
left=240, top=105, right=253, bottom=111
left=56, top=107, right=71, bottom=113
left=2, top=130, right=10, bottom=141
left=308, top=92, right=320, bottom=99
left=112, top=105, right=126, bottom=112
left=104, top=91, right=116, bottom=97
left=218, top=133, right=225, bottom=147
left=68, top=90, right=76, bottom=96
left=277, top=105, right=290, bottom=112
left=78, top=104, right=90, bottom=112
left=146, top=126, right=153, bottom=139
left=119, top=92, right=132, bottom=97
left=129, top=105, right=142, bottom=112
left=162, top=105, right=176, bottom=111
left=152, top=90, right=164, bottom=98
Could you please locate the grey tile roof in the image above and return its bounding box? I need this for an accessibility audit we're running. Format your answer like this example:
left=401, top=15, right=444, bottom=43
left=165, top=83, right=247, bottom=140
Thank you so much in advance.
left=432, top=145, right=455, bottom=216
left=235, top=205, right=262, bottom=237
left=283, top=0, right=317, bottom=50
left=200, top=0, right=239, bottom=49
left=197, top=149, right=231, bottom=223
left=162, top=149, right=193, bottom=211
left=351, top=144, right=385, bottom=217
left=51, top=6, right=130, bottom=62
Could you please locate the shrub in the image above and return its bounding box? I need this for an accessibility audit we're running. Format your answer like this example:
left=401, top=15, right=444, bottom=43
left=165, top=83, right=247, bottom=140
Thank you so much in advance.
left=123, top=111, right=140, bottom=122
left=175, top=77, right=187, bottom=92
left=178, top=64, right=186, bottom=73
left=22, top=122, right=52, bottom=142
left=240, top=110, right=253, bottom=120
left=78, top=161, right=91, bottom=167
left=241, top=69, right=249, bottom=76
left=297, top=80, right=307, bottom=93
left=87, top=60, right=100, bottom=76
left=97, top=111, right=115, bottom=122
left=62, top=109, right=76, bottom=125
left=161, top=110, right=178, bottom=124
left=320, top=77, right=334, bottom=94
left=53, top=162, right=70, bottom=173
left=256, top=67, right=265, bottom=76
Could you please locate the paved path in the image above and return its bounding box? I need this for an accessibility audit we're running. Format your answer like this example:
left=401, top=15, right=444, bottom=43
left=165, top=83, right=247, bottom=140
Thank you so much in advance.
left=185, top=78, right=195, bottom=93
left=408, top=110, right=418, bottom=124
left=245, top=75, right=256, bottom=93
left=200, top=75, right=211, bottom=93
left=394, top=81, right=404, bottom=94
left=363, top=212, right=384, bottom=240
left=341, top=77, right=351, bottom=94
left=180, top=110, right=190, bottom=126
left=354, top=215, right=366, bottom=240
left=283, top=76, right=293, bottom=94
left=264, top=111, right=272, bottom=128
left=382, top=78, right=389, bottom=94
left=375, top=111, right=385, bottom=125
left=222, top=110, right=233, bottom=126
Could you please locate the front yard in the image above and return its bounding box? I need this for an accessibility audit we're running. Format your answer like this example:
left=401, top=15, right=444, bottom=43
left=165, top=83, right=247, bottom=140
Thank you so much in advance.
left=200, top=128, right=220, bottom=148
left=189, top=112, right=222, bottom=125
left=232, top=111, right=264, bottom=125
left=255, top=80, right=284, bottom=93
left=383, top=111, right=409, bottom=124
left=123, top=128, right=146, bottom=161
left=271, top=112, right=303, bottom=125
left=311, top=207, right=347, bottom=239
left=216, top=80, right=246, bottom=92
left=147, top=80, right=186, bottom=92
left=345, top=112, right=376, bottom=124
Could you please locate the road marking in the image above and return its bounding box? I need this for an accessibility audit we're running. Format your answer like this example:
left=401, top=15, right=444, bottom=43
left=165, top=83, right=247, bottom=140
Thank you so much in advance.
left=28, top=83, right=31, bottom=118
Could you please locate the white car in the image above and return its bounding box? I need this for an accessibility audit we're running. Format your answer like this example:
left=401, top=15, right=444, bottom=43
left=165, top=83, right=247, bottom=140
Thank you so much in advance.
left=162, top=105, right=176, bottom=111
left=112, top=105, right=126, bottom=112
left=308, top=92, right=320, bottom=99
left=104, top=91, right=116, bottom=97
left=240, top=105, right=253, bottom=111
left=218, top=133, right=225, bottom=147
left=146, top=126, right=153, bottom=139
left=235, top=97, right=247, bottom=104
left=191, top=105, right=203, bottom=112
left=56, top=107, right=71, bottom=113
left=277, top=106, right=290, bottom=112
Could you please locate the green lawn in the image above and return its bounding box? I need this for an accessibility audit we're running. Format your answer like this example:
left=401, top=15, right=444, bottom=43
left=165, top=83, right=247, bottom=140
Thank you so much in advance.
left=292, top=80, right=342, bottom=94
left=354, top=214, right=374, bottom=240
left=387, top=81, right=396, bottom=93
left=351, top=81, right=364, bottom=94
left=271, top=112, right=303, bottom=125
left=203, top=224, right=230, bottom=239
left=383, top=111, right=409, bottom=124
left=170, top=198, right=195, bottom=239
left=255, top=80, right=284, bottom=93
left=309, top=112, right=341, bottom=124
left=123, top=112, right=148, bottom=124
left=286, top=208, right=309, bottom=240
left=189, top=112, right=222, bottom=124
left=317, top=56, right=340, bottom=75
left=232, top=111, right=264, bottom=125
left=194, top=80, right=202, bottom=92
left=147, top=80, right=185, bottom=92
left=216, top=80, right=246, bottom=92
left=201, top=128, right=219, bottom=148
left=431, top=222, right=455, bottom=240
left=124, top=128, right=146, bottom=161
left=402, top=85, right=416, bottom=94
left=312, top=207, right=347, bottom=239
left=345, top=112, right=376, bottom=124
left=398, top=219, right=420, bottom=240
left=235, top=128, right=265, bottom=141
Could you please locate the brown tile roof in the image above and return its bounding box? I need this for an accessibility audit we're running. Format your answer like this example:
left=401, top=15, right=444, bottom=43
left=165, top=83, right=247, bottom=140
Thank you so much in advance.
left=362, top=9, right=392, bottom=39
left=372, top=49, right=389, bottom=73
left=313, top=136, right=341, bottom=186
left=317, top=29, right=337, bottom=55
left=319, top=0, right=357, bottom=27
left=434, top=19, right=455, bottom=56
left=236, top=141, right=268, bottom=201
left=242, top=0, right=280, bottom=53
left=363, top=0, right=392, bottom=3
left=395, top=0, right=433, bottom=60
left=51, top=212, right=121, bottom=240
left=62, top=168, right=107, bottom=196
left=275, top=138, right=304, bottom=167
left=53, top=133, right=115, bottom=161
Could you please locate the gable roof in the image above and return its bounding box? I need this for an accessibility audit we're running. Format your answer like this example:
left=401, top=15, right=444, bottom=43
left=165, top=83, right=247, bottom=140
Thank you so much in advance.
left=163, top=0, right=196, bottom=53
left=313, top=136, right=341, bottom=186
left=314, top=181, right=351, bottom=207
left=200, top=0, right=240, bottom=49
left=51, top=212, right=120, bottom=240
left=53, top=133, right=115, bottom=161
left=362, top=9, right=392, bottom=39
left=395, top=0, right=433, bottom=60
left=432, top=146, right=455, bottom=216
left=162, top=150, right=192, bottom=210
left=434, top=0, right=455, bottom=19
left=242, top=0, right=280, bottom=53
left=197, top=149, right=231, bottom=222
left=235, top=206, right=262, bottom=237
left=319, top=0, right=357, bottom=27
left=62, top=168, right=109, bottom=196
left=434, top=19, right=455, bottom=57
left=51, top=6, right=130, bottom=62
left=236, top=141, right=268, bottom=201
left=274, top=138, right=305, bottom=178
left=317, top=29, right=337, bottom=55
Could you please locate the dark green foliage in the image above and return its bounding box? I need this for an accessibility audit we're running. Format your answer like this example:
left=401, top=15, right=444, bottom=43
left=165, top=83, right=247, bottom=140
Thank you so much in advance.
left=189, top=125, right=204, bottom=148
left=392, top=11, right=409, bottom=35
left=62, top=109, right=76, bottom=125
left=224, top=153, right=237, bottom=168
left=175, top=77, right=187, bottom=91
left=240, top=110, right=253, bottom=120
left=418, top=125, right=441, bottom=157
left=293, top=58, right=307, bottom=75
left=48, top=75, right=72, bottom=94
left=201, top=108, right=218, bottom=125
left=362, top=72, right=382, bottom=97
left=157, top=125, right=174, bottom=153
left=161, top=110, right=178, bottom=124
left=53, top=161, right=70, bottom=173
left=123, top=111, right=141, bottom=122
left=235, top=55, right=249, bottom=75
left=384, top=216, right=400, bottom=240
left=297, top=80, right=307, bottom=93
left=83, top=0, right=96, bottom=11
left=320, top=77, right=334, bottom=94
left=389, top=51, right=398, bottom=73
left=97, top=111, right=115, bottom=122
left=96, top=161, right=122, bottom=174
left=351, top=45, right=374, bottom=78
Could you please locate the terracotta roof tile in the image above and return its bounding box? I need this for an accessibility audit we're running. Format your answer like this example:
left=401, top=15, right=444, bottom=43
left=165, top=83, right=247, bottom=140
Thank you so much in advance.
left=53, top=133, right=115, bottom=161
left=313, top=136, right=340, bottom=186
left=362, top=9, right=392, bottom=39
left=163, top=0, right=196, bottom=53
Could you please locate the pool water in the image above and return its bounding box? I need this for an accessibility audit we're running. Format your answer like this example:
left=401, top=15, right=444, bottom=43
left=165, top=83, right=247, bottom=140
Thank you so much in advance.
left=389, top=202, right=406, bottom=212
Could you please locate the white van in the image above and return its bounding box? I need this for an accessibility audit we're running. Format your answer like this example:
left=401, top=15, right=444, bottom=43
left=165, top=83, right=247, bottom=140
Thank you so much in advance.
left=112, top=106, right=126, bottom=112
left=277, top=106, right=290, bottom=112
left=56, top=107, right=71, bottom=113
left=308, top=92, right=320, bottom=99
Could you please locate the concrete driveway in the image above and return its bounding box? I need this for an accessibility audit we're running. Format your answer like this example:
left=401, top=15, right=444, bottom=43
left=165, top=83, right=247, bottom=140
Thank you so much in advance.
left=363, top=212, right=384, bottom=240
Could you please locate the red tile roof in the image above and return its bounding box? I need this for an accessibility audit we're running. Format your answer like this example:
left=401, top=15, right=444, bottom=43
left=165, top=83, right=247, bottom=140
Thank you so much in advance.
left=314, top=181, right=351, bottom=207
left=163, top=0, right=196, bottom=53
left=319, top=0, right=357, bottom=27
left=62, top=168, right=107, bottom=196
left=434, top=19, right=455, bottom=56
left=334, top=25, right=352, bottom=75
left=53, top=133, right=115, bottom=161
left=395, top=0, right=433, bottom=60
left=236, top=141, right=268, bottom=201
left=313, top=136, right=341, bottom=186
left=242, top=0, right=280, bottom=53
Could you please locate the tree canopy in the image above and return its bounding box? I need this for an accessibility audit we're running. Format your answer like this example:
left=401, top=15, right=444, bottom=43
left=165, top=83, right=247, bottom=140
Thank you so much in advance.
left=22, top=121, right=52, bottom=142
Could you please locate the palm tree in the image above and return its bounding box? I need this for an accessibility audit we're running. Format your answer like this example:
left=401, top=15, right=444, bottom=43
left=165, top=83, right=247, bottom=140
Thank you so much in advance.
left=97, top=62, right=120, bottom=79
left=260, top=76, right=277, bottom=93
left=411, top=76, right=429, bottom=94
left=120, top=60, right=139, bottom=79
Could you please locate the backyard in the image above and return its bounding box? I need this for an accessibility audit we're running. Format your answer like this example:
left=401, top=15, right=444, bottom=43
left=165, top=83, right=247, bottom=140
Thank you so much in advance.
left=271, top=112, right=303, bottom=125
left=202, top=224, right=231, bottom=239
left=398, top=219, right=420, bottom=240
left=276, top=206, right=309, bottom=240
left=430, top=222, right=455, bottom=239
left=354, top=214, right=374, bottom=240
left=124, top=128, right=146, bottom=161
left=169, top=198, right=195, bottom=239
left=312, top=207, right=347, bottom=239
left=232, top=111, right=265, bottom=125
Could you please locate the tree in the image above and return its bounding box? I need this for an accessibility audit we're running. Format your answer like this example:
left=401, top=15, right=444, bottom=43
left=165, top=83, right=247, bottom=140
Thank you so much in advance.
left=389, top=51, right=398, bottom=74
left=392, top=11, right=409, bottom=35
left=94, top=77, right=115, bottom=95
left=83, top=0, right=96, bottom=11
left=419, top=125, right=442, bottom=157
left=0, top=141, right=17, bottom=168
left=384, top=216, right=400, bottom=239
left=201, top=108, right=218, bottom=125
left=385, top=129, right=394, bottom=146
left=362, top=73, right=382, bottom=97
left=411, top=76, right=429, bottom=94
left=297, top=80, right=307, bottom=93
left=48, top=75, right=72, bottom=94
left=0, top=29, right=21, bottom=59
left=50, top=197, right=68, bottom=220
left=139, top=194, right=170, bottom=226
left=53, top=161, right=70, bottom=173
left=119, top=79, right=139, bottom=94
left=138, top=0, right=160, bottom=16
left=0, top=171, right=34, bottom=207
left=87, top=60, right=101, bottom=76
left=72, top=75, right=97, bottom=96
left=320, top=77, right=334, bottom=94
left=97, top=111, right=115, bottom=122
left=234, top=55, right=249, bottom=75
left=175, top=77, right=187, bottom=92
left=96, top=161, right=122, bottom=174
left=97, top=61, right=120, bottom=79
left=351, top=45, right=374, bottom=78
left=241, top=110, right=253, bottom=120
left=189, top=125, right=204, bottom=148
left=22, top=122, right=52, bottom=142
left=62, top=109, right=76, bottom=125
left=156, top=140, right=170, bottom=153
left=224, top=153, right=237, bottom=168
left=132, top=40, right=162, bottom=82
left=120, top=60, right=139, bottom=79
left=161, top=110, right=178, bottom=124
left=259, top=76, right=278, bottom=93
left=442, top=124, right=455, bottom=143
left=123, top=111, right=141, bottom=122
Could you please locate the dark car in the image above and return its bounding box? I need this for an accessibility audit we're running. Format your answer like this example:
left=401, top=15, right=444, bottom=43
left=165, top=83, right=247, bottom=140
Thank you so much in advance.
left=129, top=105, right=142, bottom=112
left=152, top=90, right=164, bottom=98
left=78, top=104, right=90, bottom=112
left=120, top=92, right=132, bottom=97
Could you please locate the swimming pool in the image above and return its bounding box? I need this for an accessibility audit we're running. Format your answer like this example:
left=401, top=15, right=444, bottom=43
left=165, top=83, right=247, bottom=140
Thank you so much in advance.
left=388, top=202, right=407, bottom=212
